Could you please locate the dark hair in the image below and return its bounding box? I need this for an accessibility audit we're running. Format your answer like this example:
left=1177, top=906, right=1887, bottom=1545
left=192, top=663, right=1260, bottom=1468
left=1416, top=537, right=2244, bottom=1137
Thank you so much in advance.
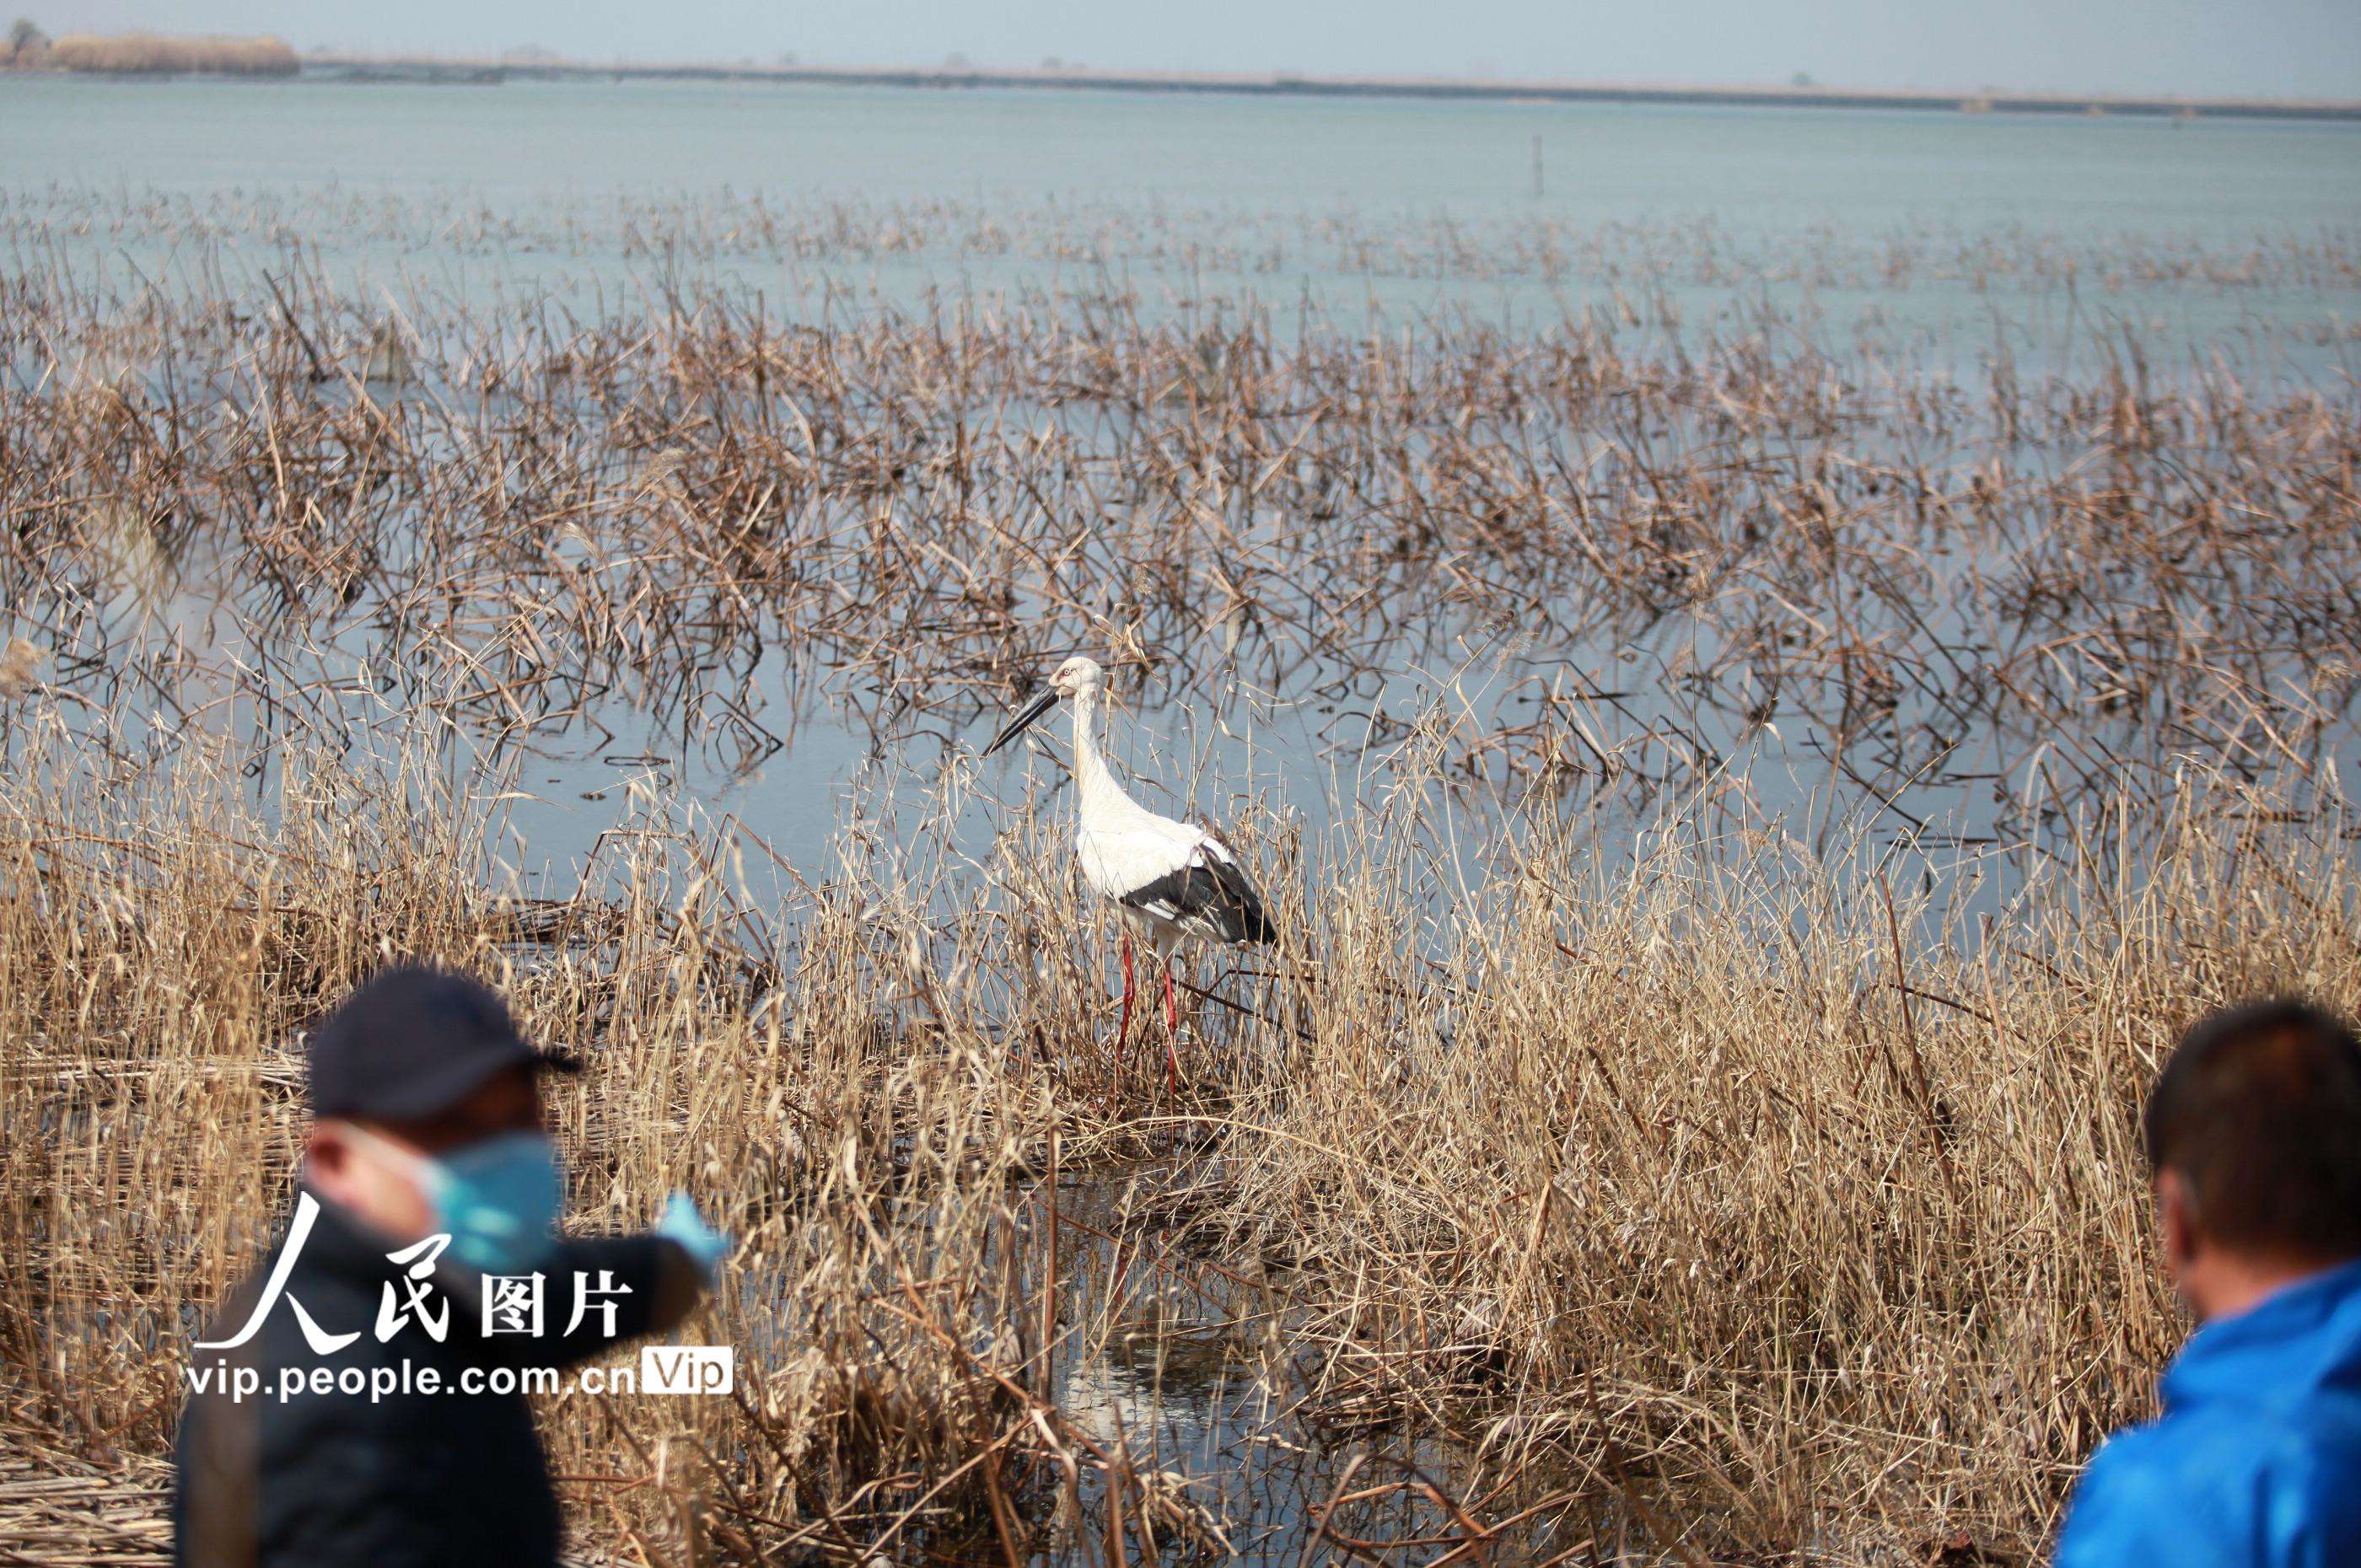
left=2144, top=999, right=2361, bottom=1261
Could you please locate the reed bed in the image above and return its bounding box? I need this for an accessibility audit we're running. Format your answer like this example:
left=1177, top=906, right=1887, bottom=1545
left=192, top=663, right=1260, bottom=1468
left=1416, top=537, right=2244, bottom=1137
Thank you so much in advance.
left=1, top=256, right=2353, bottom=840
left=3, top=699, right=2355, bottom=1563
left=1, top=218, right=2358, bottom=1561
left=40, top=35, right=298, bottom=78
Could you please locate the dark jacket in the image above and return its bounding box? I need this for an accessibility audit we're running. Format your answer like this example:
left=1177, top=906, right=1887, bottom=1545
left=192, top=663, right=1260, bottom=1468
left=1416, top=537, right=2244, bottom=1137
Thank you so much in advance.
left=172, top=1187, right=668, bottom=1568
left=2058, top=1258, right=2361, bottom=1566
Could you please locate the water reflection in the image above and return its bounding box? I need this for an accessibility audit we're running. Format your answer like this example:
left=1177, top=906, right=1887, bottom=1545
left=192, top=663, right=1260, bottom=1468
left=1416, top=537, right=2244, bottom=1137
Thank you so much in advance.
left=1031, top=1163, right=1611, bottom=1564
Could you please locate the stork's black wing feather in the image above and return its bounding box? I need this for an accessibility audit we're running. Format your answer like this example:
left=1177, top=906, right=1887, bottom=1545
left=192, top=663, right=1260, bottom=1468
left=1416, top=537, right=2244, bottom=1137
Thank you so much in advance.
left=1120, top=839, right=1274, bottom=947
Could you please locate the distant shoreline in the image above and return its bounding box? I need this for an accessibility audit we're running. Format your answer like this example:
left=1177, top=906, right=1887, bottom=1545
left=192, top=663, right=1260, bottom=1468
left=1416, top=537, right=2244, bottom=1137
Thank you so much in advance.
left=284, top=52, right=2361, bottom=124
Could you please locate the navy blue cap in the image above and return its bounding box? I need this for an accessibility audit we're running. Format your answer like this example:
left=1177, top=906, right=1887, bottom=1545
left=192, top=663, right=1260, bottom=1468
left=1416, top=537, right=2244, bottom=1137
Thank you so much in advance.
left=306, top=964, right=577, bottom=1122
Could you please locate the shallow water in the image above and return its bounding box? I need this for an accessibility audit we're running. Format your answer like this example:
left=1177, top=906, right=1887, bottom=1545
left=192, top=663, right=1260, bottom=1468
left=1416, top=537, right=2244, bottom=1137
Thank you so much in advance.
left=5, top=74, right=2360, bottom=919
left=6, top=71, right=2358, bottom=364
left=832, top=1158, right=1610, bottom=1564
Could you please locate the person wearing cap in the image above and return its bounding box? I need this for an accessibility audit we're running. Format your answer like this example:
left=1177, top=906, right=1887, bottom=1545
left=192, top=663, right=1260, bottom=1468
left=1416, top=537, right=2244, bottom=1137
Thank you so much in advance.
left=2056, top=998, right=2361, bottom=1565
left=173, top=963, right=730, bottom=1568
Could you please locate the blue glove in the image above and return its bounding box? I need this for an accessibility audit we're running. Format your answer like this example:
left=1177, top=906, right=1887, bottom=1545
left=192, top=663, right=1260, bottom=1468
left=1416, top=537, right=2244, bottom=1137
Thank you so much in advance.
left=654, top=1191, right=731, bottom=1285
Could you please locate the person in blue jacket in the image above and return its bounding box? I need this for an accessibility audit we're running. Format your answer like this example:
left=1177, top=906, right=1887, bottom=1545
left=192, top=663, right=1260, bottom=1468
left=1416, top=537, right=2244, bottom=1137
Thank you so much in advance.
left=2057, top=997, right=2361, bottom=1565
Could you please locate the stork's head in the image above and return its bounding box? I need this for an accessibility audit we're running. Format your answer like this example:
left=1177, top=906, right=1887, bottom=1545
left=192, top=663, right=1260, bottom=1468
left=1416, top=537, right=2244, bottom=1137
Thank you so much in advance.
left=1048, top=656, right=1103, bottom=696
left=981, top=656, right=1104, bottom=758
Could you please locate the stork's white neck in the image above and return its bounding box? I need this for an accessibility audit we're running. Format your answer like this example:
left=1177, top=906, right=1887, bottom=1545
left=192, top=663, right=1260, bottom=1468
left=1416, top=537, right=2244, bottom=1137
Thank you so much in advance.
left=1070, top=684, right=1122, bottom=810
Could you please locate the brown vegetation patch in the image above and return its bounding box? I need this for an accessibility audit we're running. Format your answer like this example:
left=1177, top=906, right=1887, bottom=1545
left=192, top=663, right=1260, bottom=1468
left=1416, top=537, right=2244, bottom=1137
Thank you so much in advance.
left=44, top=34, right=297, bottom=77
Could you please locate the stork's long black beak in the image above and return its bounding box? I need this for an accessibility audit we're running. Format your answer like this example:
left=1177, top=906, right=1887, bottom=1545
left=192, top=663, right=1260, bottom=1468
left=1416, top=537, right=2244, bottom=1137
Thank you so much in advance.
left=981, top=690, right=1058, bottom=758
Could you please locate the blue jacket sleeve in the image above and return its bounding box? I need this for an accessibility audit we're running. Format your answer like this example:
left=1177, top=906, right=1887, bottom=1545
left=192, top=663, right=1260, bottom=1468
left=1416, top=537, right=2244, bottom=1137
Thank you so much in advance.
left=2057, top=1420, right=2292, bottom=1568
left=2060, top=1430, right=2217, bottom=1567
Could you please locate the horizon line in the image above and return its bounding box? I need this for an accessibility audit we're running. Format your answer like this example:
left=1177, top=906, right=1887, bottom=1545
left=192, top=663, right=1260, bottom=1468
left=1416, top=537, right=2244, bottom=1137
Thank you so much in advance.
left=293, top=50, right=2361, bottom=122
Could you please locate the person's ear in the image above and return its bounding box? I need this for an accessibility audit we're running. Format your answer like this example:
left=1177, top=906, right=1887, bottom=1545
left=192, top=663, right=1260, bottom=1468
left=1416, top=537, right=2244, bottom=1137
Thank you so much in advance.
left=2156, top=1168, right=2199, bottom=1281
left=308, top=1120, right=346, bottom=1172
left=306, top=1120, right=360, bottom=1202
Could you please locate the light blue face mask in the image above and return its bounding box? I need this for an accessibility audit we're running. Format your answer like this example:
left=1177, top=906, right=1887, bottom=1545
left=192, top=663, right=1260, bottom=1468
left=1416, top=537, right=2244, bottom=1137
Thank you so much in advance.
left=351, top=1126, right=565, bottom=1275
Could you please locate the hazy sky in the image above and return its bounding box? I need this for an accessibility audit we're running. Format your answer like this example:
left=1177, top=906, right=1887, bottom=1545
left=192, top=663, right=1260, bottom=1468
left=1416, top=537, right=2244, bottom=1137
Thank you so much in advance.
left=25, top=1, right=2361, bottom=99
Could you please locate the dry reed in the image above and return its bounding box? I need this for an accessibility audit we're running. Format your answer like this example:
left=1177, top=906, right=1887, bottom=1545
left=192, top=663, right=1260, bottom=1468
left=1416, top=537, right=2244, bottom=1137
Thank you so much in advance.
left=4, top=715, right=2356, bottom=1562
left=0, top=254, right=2351, bottom=839
left=43, top=34, right=298, bottom=77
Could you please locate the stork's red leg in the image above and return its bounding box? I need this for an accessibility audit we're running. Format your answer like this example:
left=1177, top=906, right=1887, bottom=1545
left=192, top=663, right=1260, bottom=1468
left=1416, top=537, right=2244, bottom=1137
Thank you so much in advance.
left=1162, top=962, right=1181, bottom=1098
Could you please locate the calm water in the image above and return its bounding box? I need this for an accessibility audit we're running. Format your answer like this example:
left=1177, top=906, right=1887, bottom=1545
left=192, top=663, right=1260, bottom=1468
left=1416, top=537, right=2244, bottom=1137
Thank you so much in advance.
left=7, top=72, right=2358, bottom=354
left=8, top=73, right=2361, bottom=1560
left=8, top=73, right=2358, bottom=226
left=4, top=73, right=2361, bottom=906
left=4, top=72, right=2359, bottom=898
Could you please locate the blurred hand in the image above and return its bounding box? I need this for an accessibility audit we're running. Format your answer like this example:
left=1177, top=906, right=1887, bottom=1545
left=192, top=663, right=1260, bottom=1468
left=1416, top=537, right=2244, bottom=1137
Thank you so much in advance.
left=655, top=1190, right=732, bottom=1284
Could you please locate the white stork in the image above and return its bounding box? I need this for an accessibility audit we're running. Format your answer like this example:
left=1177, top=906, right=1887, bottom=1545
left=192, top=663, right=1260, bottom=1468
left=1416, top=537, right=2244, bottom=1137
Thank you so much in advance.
left=982, top=656, right=1274, bottom=1093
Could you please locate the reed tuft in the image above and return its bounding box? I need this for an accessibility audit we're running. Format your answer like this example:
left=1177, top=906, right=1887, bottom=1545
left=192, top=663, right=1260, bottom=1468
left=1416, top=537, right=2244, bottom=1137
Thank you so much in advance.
left=44, top=33, right=298, bottom=77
